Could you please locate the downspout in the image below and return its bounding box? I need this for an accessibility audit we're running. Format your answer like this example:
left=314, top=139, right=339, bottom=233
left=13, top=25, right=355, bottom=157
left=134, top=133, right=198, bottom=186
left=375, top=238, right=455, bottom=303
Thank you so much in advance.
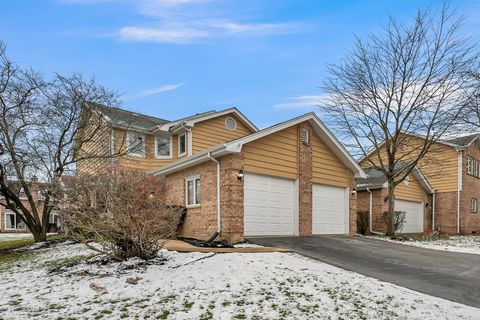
left=457, top=150, right=462, bottom=234
left=208, top=152, right=221, bottom=235
left=367, top=188, right=383, bottom=235
left=432, top=191, right=436, bottom=231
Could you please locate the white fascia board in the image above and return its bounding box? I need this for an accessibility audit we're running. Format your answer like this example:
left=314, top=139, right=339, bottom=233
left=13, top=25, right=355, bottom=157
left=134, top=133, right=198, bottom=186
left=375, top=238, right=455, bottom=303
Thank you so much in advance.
left=411, top=167, right=435, bottom=194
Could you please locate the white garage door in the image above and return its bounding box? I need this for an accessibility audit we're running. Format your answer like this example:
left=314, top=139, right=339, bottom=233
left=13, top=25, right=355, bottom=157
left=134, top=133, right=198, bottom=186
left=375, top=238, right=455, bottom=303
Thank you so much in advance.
left=312, top=184, right=348, bottom=234
left=244, top=173, right=297, bottom=236
left=395, top=199, right=424, bottom=233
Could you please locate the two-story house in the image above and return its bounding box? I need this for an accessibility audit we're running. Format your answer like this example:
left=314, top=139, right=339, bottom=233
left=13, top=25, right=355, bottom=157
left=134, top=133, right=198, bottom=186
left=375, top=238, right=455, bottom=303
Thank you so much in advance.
left=78, top=103, right=366, bottom=242
left=358, top=133, right=480, bottom=235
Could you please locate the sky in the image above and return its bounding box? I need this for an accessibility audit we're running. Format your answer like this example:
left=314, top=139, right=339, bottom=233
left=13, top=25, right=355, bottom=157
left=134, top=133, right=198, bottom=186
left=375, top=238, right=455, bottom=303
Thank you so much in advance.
left=1, top=0, right=479, bottom=128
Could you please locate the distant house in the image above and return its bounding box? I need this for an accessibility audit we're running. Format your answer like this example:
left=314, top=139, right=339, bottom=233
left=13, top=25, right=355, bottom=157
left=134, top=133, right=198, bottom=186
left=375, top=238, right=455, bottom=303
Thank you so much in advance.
left=78, top=103, right=366, bottom=242
left=360, top=133, right=480, bottom=235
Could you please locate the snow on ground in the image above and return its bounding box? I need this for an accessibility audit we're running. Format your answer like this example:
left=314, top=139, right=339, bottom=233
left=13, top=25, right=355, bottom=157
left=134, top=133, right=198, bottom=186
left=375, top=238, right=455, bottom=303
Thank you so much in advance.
left=367, top=235, right=480, bottom=255
left=0, top=242, right=479, bottom=319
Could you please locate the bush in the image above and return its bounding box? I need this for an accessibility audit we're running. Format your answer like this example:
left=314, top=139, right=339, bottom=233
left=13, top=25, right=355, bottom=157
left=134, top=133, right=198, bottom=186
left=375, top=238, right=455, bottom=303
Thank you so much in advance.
left=383, top=210, right=406, bottom=234
left=62, top=168, right=185, bottom=261
left=356, top=211, right=370, bottom=235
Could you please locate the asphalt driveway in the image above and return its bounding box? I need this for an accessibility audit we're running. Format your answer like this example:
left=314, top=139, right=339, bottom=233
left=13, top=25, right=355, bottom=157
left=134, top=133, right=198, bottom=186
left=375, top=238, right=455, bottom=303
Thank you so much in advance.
left=250, top=235, right=480, bottom=308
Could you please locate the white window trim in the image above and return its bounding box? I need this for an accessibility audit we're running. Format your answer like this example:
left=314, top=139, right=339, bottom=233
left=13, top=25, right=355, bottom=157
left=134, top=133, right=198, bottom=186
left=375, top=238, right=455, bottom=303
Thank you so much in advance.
left=126, top=131, right=146, bottom=158
left=178, top=133, right=187, bottom=157
left=476, top=161, right=480, bottom=178
left=185, top=175, right=200, bottom=208
left=4, top=209, right=17, bottom=230
left=154, top=135, right=173, bottom=159
left=472, top=198, right=478, bottom=213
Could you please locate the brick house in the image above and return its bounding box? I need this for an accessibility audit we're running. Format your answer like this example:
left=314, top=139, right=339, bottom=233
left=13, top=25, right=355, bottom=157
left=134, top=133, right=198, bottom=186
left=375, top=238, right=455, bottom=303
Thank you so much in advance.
left=356, top=165, right=434, bottom=234
left=0, top=179, right=60, bottom=233
left=360, top=133, right=480, bottom=235
left=78, top=104, right=366, bottom=243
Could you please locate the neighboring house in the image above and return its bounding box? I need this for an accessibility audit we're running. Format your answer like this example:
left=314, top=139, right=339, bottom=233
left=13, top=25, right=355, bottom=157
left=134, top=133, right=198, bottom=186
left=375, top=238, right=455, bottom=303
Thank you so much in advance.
left=356, top=165, right=434, bottom=234
left=78, top=104, right=366, bottom=242
left=360, top=133, right=480, bottom=235
left=150, top=113, right=366, bottom=242
left=0, top=179, right=60, bottom=233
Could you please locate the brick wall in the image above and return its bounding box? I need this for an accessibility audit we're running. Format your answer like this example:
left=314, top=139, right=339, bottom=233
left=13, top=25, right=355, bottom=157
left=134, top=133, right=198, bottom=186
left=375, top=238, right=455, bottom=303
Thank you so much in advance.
left=348, top=174, right=357, bottom=235
left=298, top=122, right=312, bottom=236
left=164, top=154, right=245, bottom=242
left=460, top=142, right=480, bottom=234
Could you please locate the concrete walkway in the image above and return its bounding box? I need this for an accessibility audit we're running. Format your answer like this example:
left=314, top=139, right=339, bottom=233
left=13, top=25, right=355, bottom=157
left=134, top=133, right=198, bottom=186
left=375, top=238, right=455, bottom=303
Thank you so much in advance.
left=250, top=235, right=480, bottom=308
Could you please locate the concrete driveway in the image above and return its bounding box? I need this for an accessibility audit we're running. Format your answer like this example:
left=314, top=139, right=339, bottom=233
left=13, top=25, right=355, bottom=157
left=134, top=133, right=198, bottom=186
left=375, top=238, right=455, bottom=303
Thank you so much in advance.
left=250, top=235, right=480, bottom=308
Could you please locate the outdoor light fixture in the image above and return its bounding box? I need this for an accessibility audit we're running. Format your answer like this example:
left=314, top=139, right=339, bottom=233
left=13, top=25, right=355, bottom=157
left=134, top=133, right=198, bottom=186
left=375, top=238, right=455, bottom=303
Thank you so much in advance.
left=351, top=188, right=357, bottom=195
left=237, top=170, right=244, bottom=180
left=148, top=192, right=154, bottom=199
left=425, top=203, right=430, bottom=208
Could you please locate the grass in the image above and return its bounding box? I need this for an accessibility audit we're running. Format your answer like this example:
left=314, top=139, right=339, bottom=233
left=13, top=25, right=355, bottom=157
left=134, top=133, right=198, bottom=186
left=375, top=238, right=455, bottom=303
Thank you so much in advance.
left=44, top=254, right=97, bottom=269
left=0, top=234, right=66, bottom=251
left=0, top=251, right=35, bottom=271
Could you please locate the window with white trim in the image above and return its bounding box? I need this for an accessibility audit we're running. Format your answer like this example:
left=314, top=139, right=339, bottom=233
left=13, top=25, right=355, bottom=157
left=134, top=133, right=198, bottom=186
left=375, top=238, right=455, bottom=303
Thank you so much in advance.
left=476, top=161, right=480, bottom=178
left=471, top=198, right=477, bottom=213
left=126, top=131, right=145, bottom=157
left=49, top=211, right=60, bottom=226
left=178, top=133, right=186, bottom=157
left=5, top=209, right=16, bottom=229
left=155, top=135, right=172, bottom=159
left=186, top=176, right=201, bottom=207
left=467, top=157, right=473, bottom=175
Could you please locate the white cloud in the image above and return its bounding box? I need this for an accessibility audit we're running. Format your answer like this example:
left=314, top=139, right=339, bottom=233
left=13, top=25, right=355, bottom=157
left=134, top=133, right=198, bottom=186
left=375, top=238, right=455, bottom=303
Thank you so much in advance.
left=273, top=95, right=328, bottom=110
left=119, top=26, right=207, bottom=43
left=136, top=83, right=185, bottom=97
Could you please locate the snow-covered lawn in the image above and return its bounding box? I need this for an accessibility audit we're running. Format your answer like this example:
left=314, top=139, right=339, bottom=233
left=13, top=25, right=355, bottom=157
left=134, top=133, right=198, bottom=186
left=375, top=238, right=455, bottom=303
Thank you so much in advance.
left=368, top=235, right=480, bottom=255
left=0, top=233, right=57, bottom=241
left=0, top=242, right=479, bottom=319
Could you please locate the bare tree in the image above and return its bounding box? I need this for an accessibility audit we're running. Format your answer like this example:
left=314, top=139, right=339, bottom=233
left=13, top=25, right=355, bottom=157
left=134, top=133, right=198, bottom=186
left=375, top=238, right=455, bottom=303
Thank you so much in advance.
left=321, top=4, right=478, bottom=235
left=0, top=41, right=122, bottom=242
left=463, top=70, right=480, bottom=127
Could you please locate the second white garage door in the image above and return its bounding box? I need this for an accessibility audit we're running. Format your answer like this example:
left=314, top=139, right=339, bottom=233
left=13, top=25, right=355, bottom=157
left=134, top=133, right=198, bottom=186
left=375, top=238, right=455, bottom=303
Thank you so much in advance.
left=312, top=184, right=348, bottom=234
left=395, top=199, right=424, bottom=233
left=244, top=173, right=297, bottom=236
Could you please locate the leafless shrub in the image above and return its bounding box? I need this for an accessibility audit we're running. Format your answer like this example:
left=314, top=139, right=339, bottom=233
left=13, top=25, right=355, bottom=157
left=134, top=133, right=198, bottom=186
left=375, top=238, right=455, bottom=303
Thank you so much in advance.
left=62, top=168, right=185, bottom=261
left=356, top=211, right=370, bottom=235
left=383, top=210, right=406, bottom=234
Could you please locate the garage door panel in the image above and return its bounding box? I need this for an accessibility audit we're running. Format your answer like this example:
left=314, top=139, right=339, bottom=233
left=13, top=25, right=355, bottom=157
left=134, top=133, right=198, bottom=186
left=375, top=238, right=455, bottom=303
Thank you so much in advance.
left=312, top=184, right=348, bottom=234
left=244, top=173, right=296, bottom=236
left=395, top=199, right=424, bottom=233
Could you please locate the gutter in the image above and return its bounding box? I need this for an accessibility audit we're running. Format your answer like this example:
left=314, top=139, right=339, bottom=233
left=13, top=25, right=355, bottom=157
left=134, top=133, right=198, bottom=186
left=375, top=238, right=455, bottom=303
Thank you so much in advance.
left=432, top=191, right=436, bottom=231
left=457, top=149, right=462, bottom=234
left=207, top=152, right=221, bottom=234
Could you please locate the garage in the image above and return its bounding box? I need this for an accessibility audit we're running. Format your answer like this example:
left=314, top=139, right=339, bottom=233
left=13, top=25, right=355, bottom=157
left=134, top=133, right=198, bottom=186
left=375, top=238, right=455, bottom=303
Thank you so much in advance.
left=243, top=173, right=297, bottom=236
left=312, top=183, right=349, bottom=234
left=395, top=199, right=424, bottom=233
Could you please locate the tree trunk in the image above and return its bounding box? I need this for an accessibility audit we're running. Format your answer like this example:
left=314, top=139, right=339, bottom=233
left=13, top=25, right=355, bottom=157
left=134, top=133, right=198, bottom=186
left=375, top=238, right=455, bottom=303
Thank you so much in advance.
left=32, top=229, right=47, bottom=242
left=386, top=180, right=396, bottom=236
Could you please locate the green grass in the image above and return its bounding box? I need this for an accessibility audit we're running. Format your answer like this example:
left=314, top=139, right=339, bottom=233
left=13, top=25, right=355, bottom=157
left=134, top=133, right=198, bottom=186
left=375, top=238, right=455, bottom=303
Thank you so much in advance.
left=0, top=234, right=66, bottom=251
left=44, top=254, right=97, bottom=269
left=0, top=251, right=35, bottom=271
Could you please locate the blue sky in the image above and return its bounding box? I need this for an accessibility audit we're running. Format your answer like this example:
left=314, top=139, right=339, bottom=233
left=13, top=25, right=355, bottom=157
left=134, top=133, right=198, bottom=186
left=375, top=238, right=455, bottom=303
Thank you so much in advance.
left=1, top=0, right=479, bottom=128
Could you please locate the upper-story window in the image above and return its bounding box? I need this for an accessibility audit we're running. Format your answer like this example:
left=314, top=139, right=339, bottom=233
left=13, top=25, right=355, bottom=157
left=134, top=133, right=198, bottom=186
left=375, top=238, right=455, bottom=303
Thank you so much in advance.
left=476, top=161, right=480, bottom=178
left=467, top=157, right=473, bottom=175
left=126, top=131, right=145, bottom=157
left=178, top=133, right=186, bottom=157
left=155, top=135, right=172, bottom=159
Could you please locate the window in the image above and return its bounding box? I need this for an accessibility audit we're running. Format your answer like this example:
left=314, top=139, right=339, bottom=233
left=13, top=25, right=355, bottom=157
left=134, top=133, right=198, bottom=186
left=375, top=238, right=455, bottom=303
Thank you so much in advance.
left=467, top=157, right=474, bottom=175
left=127, top=131, right=145, bottom=157
left=472, top=198, right=478, bottom=213
left=155, top=135, right=172, bottom=159
left=49, top=211, right=60, bottom=226
left=186, top=176, right=201, bottom=207
left=178, top=133, right=186, bottom=157
left=476, top=161, right=480, bottom=178
left=5, top=209, right=16, bottom=229
left=225, top=117, right=237, bottom=131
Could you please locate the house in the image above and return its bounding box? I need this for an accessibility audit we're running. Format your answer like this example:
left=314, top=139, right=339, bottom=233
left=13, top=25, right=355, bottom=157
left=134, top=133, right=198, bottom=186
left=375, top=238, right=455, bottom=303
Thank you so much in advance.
left=78, top=104, right=366, bottom=242
left=356, top=165, right=434, bottom=234
left=0, top=179, right=60, bottom=233
left=360, top=133, right=480, bottom=235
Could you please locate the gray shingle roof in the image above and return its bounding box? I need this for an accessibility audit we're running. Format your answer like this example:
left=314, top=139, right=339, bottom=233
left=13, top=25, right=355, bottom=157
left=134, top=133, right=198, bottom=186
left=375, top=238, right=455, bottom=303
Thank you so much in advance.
left=445, top=134, right=480, bottom=148
left=89, top=102, right=170, bottom=130
left=357, top=163, right=412, bottom=188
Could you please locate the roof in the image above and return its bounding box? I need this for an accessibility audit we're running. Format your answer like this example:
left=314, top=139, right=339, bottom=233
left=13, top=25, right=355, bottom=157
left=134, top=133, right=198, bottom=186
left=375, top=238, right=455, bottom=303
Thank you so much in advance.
left=356, top=163, right=434, bottom=194
left=149, top=112, right=367, bottom=178
left=88, top=102, right=169, bottom=131
left=445, top=134, right=480, bottom=148
left=88, top=102, right=258, bottom=133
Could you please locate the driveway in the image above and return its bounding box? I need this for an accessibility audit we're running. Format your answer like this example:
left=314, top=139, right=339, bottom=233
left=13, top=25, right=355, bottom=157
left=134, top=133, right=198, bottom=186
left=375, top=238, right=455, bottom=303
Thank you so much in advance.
left=250, top=235, right=480, bottom=308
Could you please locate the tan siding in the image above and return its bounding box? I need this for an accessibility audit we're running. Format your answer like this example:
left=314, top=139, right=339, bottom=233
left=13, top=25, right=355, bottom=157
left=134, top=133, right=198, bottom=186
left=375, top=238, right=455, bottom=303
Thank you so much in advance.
left=311, top=130, right=349, bottom=187
left=395, top=174, right=427, bottom=202
left=243, top=125, right=299, bottom=179
left=361, top=136, right=458, bottom=193
left=192, top=114, right=253, bottom=153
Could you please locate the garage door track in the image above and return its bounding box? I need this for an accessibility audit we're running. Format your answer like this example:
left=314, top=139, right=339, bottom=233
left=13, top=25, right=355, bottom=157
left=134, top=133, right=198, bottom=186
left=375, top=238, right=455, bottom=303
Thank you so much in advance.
left=250, top=235, right=480, bottom=308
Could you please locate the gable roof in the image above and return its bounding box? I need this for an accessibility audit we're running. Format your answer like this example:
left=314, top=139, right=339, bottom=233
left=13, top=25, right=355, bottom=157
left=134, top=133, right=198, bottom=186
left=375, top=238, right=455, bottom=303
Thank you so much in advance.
left=87, top=102, right=258, bottom=134
left=356, top=163, right=434, bottom=194
left=445, top=134, right=480, bottom=148
left=149, top=112, right=367, bottom=178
